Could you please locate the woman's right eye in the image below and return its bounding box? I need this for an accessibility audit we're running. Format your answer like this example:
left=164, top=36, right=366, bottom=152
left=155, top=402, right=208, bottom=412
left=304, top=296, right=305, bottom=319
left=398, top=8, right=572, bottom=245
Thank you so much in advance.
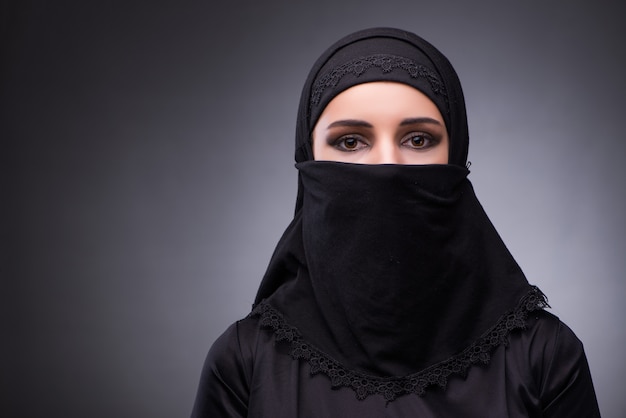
left=332, top=135, right=367, bottom=152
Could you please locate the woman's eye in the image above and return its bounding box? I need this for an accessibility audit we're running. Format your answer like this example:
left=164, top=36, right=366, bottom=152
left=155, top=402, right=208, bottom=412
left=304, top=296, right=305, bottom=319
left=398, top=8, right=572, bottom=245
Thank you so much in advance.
left=403, top=133, right=435, bottom=149
left=333, top=136, right=367, bottom=151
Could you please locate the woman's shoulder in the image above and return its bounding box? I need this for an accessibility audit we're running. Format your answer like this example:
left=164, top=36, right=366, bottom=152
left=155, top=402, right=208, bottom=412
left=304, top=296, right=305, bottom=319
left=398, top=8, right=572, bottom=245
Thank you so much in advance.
left=517, top=309, right=586, bottom=364
left=511, top=309, right=600, bottom=416
left=512, top=309, right=585, bottom=379
left=206, top=314, right=262, bottom=371
left=191, top=315, right=263, bottom=417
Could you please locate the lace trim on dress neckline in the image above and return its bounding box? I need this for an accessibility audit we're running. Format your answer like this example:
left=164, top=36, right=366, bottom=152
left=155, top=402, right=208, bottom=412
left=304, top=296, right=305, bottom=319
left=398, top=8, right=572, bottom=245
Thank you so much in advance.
left=309, top=54, right=449, bottom=112
left=250, top=286, right=548, bottom=402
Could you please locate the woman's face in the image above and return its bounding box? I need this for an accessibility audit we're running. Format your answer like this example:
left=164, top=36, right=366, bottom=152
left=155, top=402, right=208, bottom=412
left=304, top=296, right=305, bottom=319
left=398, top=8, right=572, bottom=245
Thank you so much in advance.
left=312, top=82, right=449, bottom=164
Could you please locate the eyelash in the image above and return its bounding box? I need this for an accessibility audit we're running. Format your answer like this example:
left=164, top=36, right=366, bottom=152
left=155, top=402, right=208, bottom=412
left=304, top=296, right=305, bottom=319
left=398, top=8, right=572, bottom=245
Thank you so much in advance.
left=329, top=132, right=439, bottom=152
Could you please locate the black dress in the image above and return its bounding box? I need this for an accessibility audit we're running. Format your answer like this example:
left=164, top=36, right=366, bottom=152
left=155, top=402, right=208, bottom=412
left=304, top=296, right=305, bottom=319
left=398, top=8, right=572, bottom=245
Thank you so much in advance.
left=191, top=310, right=599, bottom=417
left=191, top=27, right=601, bottom=417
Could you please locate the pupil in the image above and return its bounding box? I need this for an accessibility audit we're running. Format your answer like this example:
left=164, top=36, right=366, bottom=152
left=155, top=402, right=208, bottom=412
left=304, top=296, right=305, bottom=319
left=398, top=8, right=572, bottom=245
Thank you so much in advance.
left=345, top=138, right=357, bottom=148
left=412, top=136, right=424, bottom=146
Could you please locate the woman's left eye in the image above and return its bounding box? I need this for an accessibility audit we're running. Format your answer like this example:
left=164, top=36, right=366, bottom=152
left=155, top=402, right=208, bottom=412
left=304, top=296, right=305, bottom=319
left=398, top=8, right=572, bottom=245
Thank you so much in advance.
left=402, top=133, right=435, bottom=149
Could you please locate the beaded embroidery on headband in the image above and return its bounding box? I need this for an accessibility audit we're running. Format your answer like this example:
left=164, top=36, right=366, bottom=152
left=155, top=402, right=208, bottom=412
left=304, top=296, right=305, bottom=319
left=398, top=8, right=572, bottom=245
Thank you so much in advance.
left=309, top=54, right=449, bottom=113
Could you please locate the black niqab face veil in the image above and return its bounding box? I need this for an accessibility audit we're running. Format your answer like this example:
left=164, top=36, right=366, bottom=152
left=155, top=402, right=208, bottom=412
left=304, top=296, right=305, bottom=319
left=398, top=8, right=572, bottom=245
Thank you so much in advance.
left=252, top=27, right=546, bottom=401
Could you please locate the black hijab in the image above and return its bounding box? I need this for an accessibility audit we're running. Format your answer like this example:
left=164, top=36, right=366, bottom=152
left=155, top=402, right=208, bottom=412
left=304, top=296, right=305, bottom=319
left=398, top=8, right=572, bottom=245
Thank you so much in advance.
left=252, top=27, right=546, bottom=401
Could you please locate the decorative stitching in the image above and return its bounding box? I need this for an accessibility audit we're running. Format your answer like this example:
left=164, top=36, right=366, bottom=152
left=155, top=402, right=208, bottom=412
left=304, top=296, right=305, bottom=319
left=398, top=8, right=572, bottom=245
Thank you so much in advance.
left=250, top=286, right=548, bottom=402
left=310, top=54, right=449, bottom=112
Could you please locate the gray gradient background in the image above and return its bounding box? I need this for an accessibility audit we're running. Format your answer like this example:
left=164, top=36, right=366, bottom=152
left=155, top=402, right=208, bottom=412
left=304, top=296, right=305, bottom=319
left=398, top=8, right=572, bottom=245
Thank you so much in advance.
left=2, top=1, right=625, bottom=417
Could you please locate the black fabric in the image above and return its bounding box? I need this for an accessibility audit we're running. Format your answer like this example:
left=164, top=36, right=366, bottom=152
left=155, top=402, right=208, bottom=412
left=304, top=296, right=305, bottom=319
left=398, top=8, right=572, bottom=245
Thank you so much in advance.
left=252, top=159, right=545, bottom=394
left=252, top=27, right=544, bottom=396
left=283, top=161, right=532, bottom=378
left=249, top=288, right=548, bottom=402
left=193, top=26, right=599, bottom=411
left=191, top=310, right=601, bottom=417
left=292, top=27, right=469, bottom=170
left=257, top=27, right=470, bottom=303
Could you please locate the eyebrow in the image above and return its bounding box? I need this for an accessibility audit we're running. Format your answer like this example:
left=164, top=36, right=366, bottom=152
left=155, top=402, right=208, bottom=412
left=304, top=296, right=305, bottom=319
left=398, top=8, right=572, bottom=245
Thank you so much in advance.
left=326, top=117, right=443, bottom=130
left=399, top=117, right=443, bottom=126
left=326, top=119, right=373, bottom=129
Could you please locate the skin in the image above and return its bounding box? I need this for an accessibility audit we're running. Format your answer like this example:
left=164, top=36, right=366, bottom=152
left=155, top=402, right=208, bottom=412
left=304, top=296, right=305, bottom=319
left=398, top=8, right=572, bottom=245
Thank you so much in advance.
left=312, top=82, right=449, bottom=164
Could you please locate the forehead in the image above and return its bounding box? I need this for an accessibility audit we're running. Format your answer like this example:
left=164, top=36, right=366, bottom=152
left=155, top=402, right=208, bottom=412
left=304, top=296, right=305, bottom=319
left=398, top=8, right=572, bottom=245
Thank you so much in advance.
left=317, top=81, right=445, bottom=123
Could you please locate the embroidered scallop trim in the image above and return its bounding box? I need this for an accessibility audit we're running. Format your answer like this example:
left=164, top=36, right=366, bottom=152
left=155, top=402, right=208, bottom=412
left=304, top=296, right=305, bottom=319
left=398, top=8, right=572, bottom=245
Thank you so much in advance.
left=310, top=54, right=449, bottom=111
left=250, top=286, right=548, bottom=402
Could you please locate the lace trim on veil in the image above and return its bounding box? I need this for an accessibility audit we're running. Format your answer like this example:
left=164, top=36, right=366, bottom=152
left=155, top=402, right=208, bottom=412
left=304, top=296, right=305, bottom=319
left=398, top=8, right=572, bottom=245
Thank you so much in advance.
left=250, top=286, right=548, bottom=402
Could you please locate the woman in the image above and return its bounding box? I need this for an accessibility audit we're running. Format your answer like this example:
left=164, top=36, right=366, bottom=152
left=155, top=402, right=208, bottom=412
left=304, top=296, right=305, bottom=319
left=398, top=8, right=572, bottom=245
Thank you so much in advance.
left=192, top=27, right=600, bottom=417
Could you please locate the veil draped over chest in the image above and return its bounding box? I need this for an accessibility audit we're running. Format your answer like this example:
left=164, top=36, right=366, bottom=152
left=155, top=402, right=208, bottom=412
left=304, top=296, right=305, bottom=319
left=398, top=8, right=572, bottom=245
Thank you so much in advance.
left=251, top=27, right=546, bottom=401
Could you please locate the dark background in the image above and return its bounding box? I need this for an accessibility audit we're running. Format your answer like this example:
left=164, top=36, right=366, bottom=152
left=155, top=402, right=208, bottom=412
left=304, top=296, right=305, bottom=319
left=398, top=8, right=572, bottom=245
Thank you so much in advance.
left=2, top=1, right=625, bottom=417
